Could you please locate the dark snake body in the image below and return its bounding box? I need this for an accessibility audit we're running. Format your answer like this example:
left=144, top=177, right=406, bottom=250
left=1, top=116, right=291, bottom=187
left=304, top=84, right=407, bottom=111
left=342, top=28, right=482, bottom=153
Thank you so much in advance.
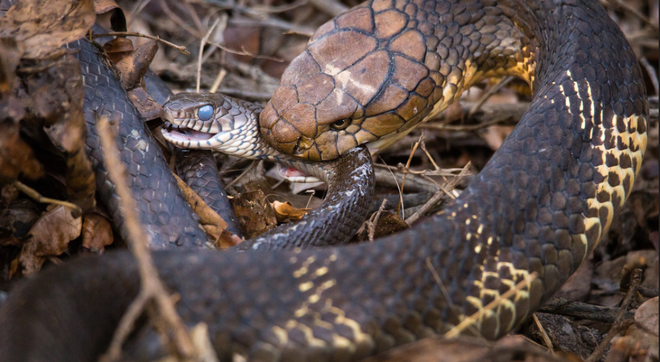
left=0, top=0, right=648, bottom=361
left=143, top=70, right=244, bottom=238
left=66, top=37, right=208, bottom=249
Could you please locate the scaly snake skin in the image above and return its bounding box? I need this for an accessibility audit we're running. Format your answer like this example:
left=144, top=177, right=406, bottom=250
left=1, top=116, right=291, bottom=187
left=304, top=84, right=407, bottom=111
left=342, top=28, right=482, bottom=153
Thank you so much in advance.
left=161, top=93, right=376, bottom=250
left=64, top=35, right=209, bottom=249
left=0, top=0, right=648, bottom=361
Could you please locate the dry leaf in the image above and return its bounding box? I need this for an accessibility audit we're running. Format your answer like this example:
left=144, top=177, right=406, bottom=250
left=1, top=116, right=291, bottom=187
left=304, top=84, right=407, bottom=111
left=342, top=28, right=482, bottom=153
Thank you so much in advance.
left=0, top=198, right=39, bottom=240
left=174, top=174, right=231, bottom=244
left=481, top=125, right=515, bottom=151
left=93, top=0, right=119, bottom=14
left=623, top=297, right=659, bottom=361
left=19, top=205, right=82, bottom=274
left=272, top=200, right=309, bottom=222
left=231, top=189, right=277, bottom=239
left=0, top=120, right=43, bottom=183
left=0, top=0, right=96, bottom=59
left=81, top=213, right=113, bottom=253
left=22, top=52, right=96, bottom=212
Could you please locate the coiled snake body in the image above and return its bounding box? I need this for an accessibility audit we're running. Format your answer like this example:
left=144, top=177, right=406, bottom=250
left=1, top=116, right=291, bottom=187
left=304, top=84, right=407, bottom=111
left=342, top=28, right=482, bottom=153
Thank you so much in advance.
left=0, top=0, right=648, bottom=361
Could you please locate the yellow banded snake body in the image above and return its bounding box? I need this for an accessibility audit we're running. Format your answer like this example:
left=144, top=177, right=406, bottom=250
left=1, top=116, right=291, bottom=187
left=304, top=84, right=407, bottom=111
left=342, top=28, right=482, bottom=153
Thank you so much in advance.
left=0, top=0, right=649, bottom=361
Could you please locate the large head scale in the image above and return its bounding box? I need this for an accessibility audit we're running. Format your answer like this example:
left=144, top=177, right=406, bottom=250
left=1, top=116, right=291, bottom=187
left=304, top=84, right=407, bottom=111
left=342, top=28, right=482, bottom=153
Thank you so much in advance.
left=258, top=3, right=440, bottom=161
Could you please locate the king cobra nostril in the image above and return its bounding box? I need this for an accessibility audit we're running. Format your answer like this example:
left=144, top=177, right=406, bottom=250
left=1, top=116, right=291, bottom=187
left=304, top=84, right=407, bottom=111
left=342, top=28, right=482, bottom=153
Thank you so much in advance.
left=296, top=137, right=314, bottom=153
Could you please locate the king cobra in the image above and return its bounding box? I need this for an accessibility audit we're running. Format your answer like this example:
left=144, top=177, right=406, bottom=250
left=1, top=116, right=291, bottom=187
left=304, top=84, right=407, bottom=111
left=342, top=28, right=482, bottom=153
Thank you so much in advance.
left=0, top=0, right=648, bottom=361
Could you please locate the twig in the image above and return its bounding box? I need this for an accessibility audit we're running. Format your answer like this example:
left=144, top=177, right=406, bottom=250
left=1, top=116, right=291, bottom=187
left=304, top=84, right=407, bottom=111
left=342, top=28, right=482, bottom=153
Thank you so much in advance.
left=468, top=76, right=515, bottom=118
left=367, top=199, right=388, bottom=241
left=404, top=163, right=471, bottom=225
left=538, top=297, right=635, bottom=323
left=159, top=0, right=204, bottom=39
left=603, top=0, right=660, bottom=32
left=228, top=17, right=315, bottom=37
left=210, top=68, right=227, bottom=94
left=91, top=32, right=190, bottom=55
left=640, top=57, right=659, bottom=95
left=585, top=268, right=643, bottom=362
left=212, top=88, right=272, bottom=101
left=445, top=272, right=538, bottom=339
left=404, top=189, right=445, bottom=225
left=397, top=135, right=424, bottom=215
left=197, top=16, right=225, bottom=93
left=421, top=116, right=511, bottom=132
left=227, top=160, right=260, bottom=188
left=420, top=141, right=440, bottom=171
left=206, top=41, right=284, bottom=62
left=426, top=257, right=484, bottom=339
left=13, top=180, right=82, bottom=215
left=532, top=314, right=555, bottom=355
left=375, top=163, right=465, bottom=177
left=96, top=116, right=198, bottom=362
left=308, top=0, right=348, bottom=16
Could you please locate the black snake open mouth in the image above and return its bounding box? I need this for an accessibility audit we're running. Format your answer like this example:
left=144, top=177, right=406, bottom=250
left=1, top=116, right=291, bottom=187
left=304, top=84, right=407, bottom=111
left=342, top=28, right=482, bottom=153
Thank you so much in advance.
left=161, top=121, right=215, bottom=145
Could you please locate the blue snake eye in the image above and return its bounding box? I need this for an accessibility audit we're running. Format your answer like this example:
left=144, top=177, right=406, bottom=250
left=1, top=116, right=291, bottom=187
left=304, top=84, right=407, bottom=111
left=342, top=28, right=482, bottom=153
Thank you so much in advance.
left=197, top=105, right=214, bottom=121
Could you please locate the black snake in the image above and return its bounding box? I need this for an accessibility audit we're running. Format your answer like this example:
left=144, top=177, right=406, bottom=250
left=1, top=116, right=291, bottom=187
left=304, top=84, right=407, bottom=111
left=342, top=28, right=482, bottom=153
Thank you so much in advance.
left=0, top=0, right=648, bottom=361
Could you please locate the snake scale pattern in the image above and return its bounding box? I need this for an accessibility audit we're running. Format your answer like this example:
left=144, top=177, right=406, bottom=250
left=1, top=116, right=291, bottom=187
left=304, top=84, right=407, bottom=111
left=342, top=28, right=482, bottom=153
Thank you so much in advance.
left=0, top=0, right=648, bottom=361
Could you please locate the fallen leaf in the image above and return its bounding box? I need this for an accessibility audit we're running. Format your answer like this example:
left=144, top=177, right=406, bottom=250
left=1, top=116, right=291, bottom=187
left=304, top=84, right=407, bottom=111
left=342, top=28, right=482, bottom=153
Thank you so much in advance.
left=481, top=125, right=515, bottom=151
left=81, top=213, right=113, bottom=253
left=231, top=189, right=277, bottom=239
left=555, top=257, right=593, bottom=302
left=0, top=0, right=96, bottom=59
left=0, top=120, right=43, bottom=183
left=272, top=200, right=309, bottom=222
left=93, top=0, right=119, bottom=14
left=174, top=173, right=233, bottom=246
left=0, top=198, right=39, bottom=240
left=19, top=205, right=82, bottom=274
left=22, top=52, right=96, bottom=213
left=623, top=297, right=659, bottom=361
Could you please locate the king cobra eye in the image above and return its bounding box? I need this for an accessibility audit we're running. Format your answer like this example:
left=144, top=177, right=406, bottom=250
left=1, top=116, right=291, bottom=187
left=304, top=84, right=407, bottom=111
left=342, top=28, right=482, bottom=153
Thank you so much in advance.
left=331, top=118, right=350, bottom=130
left=198, top=105, right=214, bottom=121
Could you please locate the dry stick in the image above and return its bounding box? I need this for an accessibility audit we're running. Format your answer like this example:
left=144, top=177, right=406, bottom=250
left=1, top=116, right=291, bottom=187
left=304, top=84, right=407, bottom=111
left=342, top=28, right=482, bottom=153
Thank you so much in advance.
left=404, top=164, right=470, bottom=225
left=181, top=0, right=205, bottom=36
left=445, top=272, right=538, bottom=339
left=603, top=0, right=660, bottom=31
left=229, top=17, right=315, bottom=37
left=420, top=141, right=440, bottom=171
left=210, top=68, right=227, bottom=94
left=197, top=16, right=224, bottom=93
left=585, top=268, right=643, bottom=362
left=308, top=0, right=348, bottom=17
left=425, top=257, right=485, bottom=340
left=532, top=314, right=556, bottom=355
left=246, top=0, right=308, bottom=15
left=640, top=57, right=659, bottom=95
left=96, top=116, right=199, bottom=362
left=227, top=160, right=260, bottom=189
left=127, top=0, right=153, bottom=28
left=159, top=0, right=204, bottom=39
left=468, top=76, right=515, bottom=118
left=538, top=297, right=635, bottom=323
left=375, top=163, right=464, bottom=177
left=13, top=180, right=82, bottom=215
left=91, top=32, right=190, bottom=55
left=396, top=135, right=424, bottom=216
left=206, top=41, right=284, bottom=62
left=422, top=116, right=512, bottom=132
left=213, top=88, right=272, bottom=101
left=367, top=199, right=388, bottom=241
